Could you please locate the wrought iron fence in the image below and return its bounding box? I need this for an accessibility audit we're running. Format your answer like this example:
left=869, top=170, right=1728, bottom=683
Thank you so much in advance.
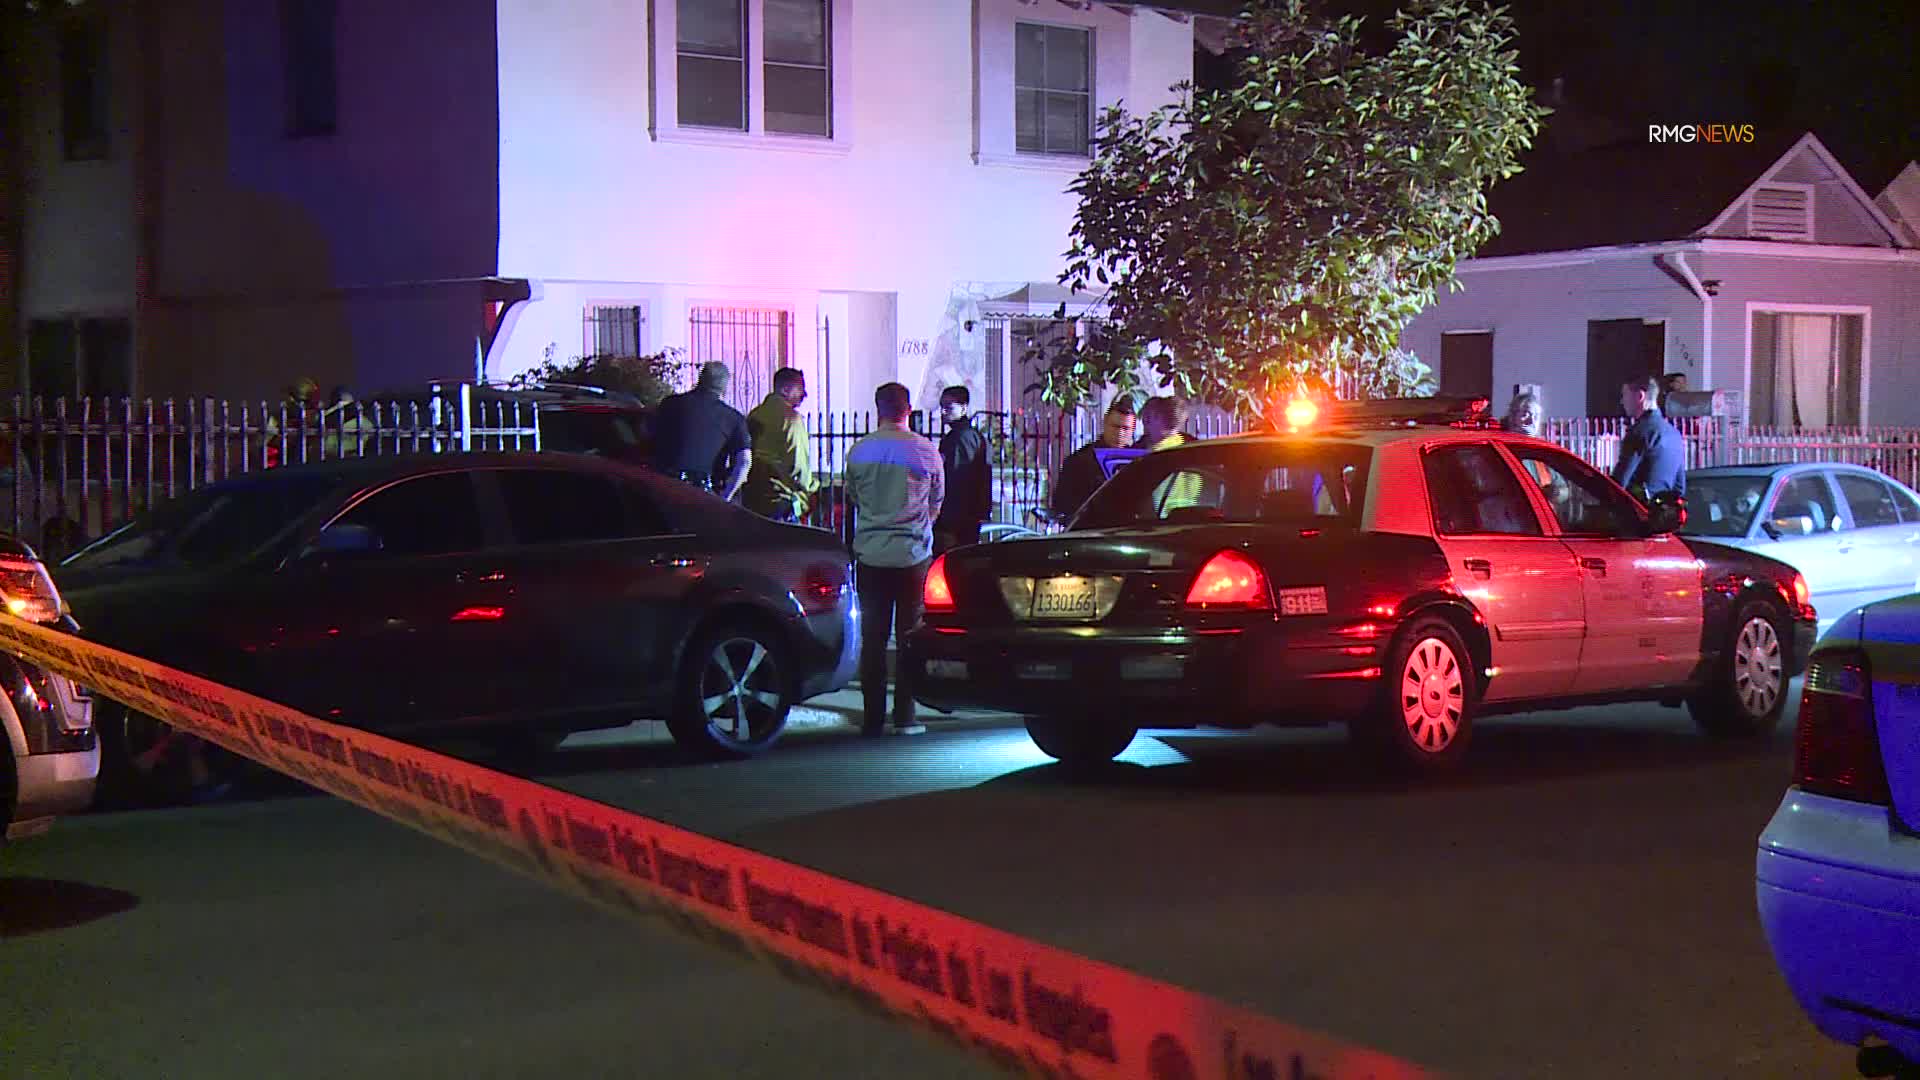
left=1543, top=416, right=1920, bottom=491
left=1, top=385, right=539, bottom=559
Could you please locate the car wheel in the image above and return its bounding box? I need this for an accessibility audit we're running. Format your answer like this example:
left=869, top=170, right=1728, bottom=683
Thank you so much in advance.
left=1688, top=601, right=1788, bottom=737
left=668, top=622, right=794, bottom=758
left=1023, top=714, right=1138, bottom=768
left=1356, top=617, right=1475, bottom=773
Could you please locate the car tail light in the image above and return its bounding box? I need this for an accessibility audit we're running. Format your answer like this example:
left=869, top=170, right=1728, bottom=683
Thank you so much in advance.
left=1793, top=649, right=1891, bottom=805
left=923, top=555, right=955, bottom=613
left=0, top=553, right=67, bottom=625
left=801, top=563, right=848, bottom=614
left=1787, top=572, right=1816, bottom=621
left=1185, top=550, right=1272, bottom=610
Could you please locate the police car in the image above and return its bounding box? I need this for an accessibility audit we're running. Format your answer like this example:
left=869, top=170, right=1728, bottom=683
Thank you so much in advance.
left=904, top=397, right=1821, bottom=771
left=1757, top=596, right=1920, bottom=1077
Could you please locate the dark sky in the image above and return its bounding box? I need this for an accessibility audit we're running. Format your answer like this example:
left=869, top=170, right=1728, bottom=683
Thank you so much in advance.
left=1193, top=0, right=1918, bottom=191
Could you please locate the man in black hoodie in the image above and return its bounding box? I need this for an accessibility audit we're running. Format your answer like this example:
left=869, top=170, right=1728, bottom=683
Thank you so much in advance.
left=933, top=386, right=992, bottom=553
left=1049, top=395, right=1138, bottom=523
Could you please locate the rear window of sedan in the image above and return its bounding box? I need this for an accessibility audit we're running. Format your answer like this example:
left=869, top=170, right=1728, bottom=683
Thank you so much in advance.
left=1074, top=441, right=1373, bottom=529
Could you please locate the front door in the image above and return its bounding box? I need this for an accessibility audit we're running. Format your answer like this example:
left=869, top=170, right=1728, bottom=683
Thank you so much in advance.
left=1831, top=469, right=1920, bottom=613
left=268, top=470, right=515, bottom=730
left=1421, top=443, right=1583, bottom=702
left=1505, top=443, right=1701, bottom=693
left=1585, top=318, right=1664, bottom=417
left=481, top=467, right=701, bottom=720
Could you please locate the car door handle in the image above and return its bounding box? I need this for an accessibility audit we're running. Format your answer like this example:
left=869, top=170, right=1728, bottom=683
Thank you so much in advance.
left=1462, top=558, right=1492, bottom=579
left=1580, top=557, right=1607, bottom=576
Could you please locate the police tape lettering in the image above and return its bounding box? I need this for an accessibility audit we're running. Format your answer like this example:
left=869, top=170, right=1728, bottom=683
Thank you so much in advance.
left=0, top=614, right=1433, bottom=1080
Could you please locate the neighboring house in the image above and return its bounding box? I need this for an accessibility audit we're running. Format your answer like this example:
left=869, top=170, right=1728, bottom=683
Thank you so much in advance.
left=10, top=0, right=1227, bottom=416
left=1399, top=133, right=1920, bottom=425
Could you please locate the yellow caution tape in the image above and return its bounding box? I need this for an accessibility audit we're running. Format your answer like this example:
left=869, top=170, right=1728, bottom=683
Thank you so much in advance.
left=0, top=614, right=1433, bottom=1079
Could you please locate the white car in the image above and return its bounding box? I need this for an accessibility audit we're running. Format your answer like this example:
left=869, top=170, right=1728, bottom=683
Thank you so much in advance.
left=1757, top=594, right=1920, bottom=1076
left=1, top=537, right=97, bottom=841
left=1684, top=463, right=1920, bottom=636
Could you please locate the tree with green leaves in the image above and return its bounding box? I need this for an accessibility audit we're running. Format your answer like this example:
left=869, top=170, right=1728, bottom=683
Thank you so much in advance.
left=1037, top=0, right=1548, bottom=424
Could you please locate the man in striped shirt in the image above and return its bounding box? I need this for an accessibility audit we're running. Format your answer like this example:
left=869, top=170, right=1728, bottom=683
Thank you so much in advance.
left=846, top=383, right=945, bottom=736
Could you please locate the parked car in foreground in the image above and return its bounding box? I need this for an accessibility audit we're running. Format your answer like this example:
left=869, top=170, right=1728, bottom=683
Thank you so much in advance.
left=1758, top=594, right=1920, bottom=1078
left=0, top=537, right=98, bottom=840
left=907, top=398, right=1819, bottom=772
left=1683, top=462, right=1920, bottom=636
left=56, top=453, right=856, bottom=805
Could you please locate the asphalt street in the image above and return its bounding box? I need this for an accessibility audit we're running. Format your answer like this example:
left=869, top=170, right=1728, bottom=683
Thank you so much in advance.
left=0, top=688, right=1851, bottom=1079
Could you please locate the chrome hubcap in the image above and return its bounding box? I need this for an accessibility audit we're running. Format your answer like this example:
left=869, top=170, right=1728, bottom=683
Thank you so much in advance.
left=700, top=637, right=782, bottom=743
left=1733, top=617, right=1783, bottom=717
left=1399, top=637, right=1465, bottom=753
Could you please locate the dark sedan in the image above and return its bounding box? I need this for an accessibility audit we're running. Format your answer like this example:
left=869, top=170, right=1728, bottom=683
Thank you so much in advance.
left=906, top=416, right=1820, bottom=772
left=58, top=453, right=856, bottom=803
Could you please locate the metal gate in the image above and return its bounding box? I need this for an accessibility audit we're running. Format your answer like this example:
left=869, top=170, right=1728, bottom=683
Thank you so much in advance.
left=688, top=307, right=792, bottom=413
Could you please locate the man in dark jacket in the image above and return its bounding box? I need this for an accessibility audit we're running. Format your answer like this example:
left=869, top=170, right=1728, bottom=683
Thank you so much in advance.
left=1050, top=396, right=1138, bottom=522
left=651, top=361, right=751, bottom=500
left=1612, top=374, right=1686, bottom=501
left=933, top=386, right=992, bottom=553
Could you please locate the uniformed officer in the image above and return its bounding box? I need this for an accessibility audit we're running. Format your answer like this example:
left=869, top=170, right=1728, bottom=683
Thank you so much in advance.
left=651, top=361, right=751, bottom=500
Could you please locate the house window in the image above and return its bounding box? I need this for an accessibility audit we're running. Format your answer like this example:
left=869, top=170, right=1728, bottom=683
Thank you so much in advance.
left=1748, top=184, right=1812, bottom=240
left=765, top=0, right=829, bottom=136
left=584, top=306, right=647, bottom=359
left=27, top=317, right=132, bottom=399
left=1014, top=23, right=1092, bottom=156
left=1439, top=331, right=1494, bottom=401
left=1749, top=311, right=1864, bottom=428
left=283, top=0, right=338, bottom=137
left=689, top=307, right=792, bottom=412
left=59, top=20, right=109, bottom=161
left=678, top=0, right=748, bottom=131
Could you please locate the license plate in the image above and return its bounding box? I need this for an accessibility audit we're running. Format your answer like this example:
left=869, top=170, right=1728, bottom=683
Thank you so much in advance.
left=1018, top=660, right=1072, bottom=681
left=1031, top=576, right=1097, bottom=620
left=926, top=660, right=968, bottom=680
left=1277, top=586, right=1329, bottom=616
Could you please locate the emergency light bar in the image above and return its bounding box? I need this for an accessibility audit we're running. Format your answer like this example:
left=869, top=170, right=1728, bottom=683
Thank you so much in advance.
left=1324, top=396, right=1497, bottom=429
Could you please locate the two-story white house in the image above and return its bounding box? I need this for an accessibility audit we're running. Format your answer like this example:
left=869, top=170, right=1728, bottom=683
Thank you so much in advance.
left=12, top=0, right=1230, bottom=416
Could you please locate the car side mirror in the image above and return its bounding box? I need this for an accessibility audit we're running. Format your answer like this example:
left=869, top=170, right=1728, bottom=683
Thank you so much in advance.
left=1645, top=493, right=1686, bottom=536
left=298, top=523, right=383, bottom=564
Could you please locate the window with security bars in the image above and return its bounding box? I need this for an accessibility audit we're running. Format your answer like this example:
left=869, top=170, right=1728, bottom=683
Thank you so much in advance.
left=679, top=0, right=747, bottom=130
left=1014, top=23, right=1091, bottom=155
left=688, top=307, right=792, bottom=411
left=584, top=306, right=646, bottom=358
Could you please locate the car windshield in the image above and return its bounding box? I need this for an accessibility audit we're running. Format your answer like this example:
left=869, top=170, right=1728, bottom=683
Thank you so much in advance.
left=1681, top=474, right=1771, bottom=538
left=63, top=474, right=344, bottom=571
left=1073, top=442, right=1372, bottom=529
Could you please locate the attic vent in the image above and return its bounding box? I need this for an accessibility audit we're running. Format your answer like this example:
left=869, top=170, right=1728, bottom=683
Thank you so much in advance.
left=1749, top=184, right=1812, bottom=239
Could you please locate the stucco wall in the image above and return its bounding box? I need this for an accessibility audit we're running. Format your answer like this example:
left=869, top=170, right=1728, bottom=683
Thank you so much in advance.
left=1695, top=251, right=1920, bottom=426
left=19, top=2, right=138, bottom=320
left=1400, top=252, right=1707, bottom=417
left=492, top=0, right=1193, bottom=402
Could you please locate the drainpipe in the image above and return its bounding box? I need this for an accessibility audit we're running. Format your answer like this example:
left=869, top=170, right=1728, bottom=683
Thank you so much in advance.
left=1658, top=251, right=1712, bottom=389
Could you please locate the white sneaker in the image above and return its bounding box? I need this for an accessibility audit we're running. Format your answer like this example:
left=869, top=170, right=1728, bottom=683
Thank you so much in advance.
left=889, top=722, right=927, bottom=736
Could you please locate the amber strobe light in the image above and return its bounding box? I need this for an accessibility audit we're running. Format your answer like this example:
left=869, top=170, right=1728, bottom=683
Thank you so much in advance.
left=923, top=554, right=955, bottom=612
left=1283, top=397, right=1319, bottom=431
left=1185, top=551, right=1272, bottom=609
left=1793, top=650, right=1890, bottom=805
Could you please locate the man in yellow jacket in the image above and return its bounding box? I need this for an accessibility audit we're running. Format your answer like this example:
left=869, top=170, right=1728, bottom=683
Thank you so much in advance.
left=742, top=367, right=818, bottom=522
